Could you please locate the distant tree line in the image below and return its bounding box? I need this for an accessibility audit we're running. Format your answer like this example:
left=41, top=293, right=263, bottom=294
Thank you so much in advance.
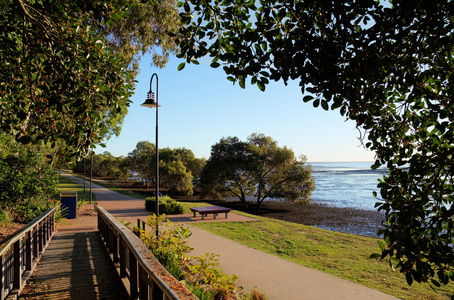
left=73, top=134, right=315, bottom=208
left=72, top=143, right=205, bottom=195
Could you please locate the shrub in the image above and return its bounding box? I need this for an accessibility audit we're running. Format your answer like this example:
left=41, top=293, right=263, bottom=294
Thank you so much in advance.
left=0, top=209, right=12, bottom=224
left=0, top=133, right=58, bottom=221
left=145, top=196, right=184, bottom=215
left=14, top=200, right=49, bottom=223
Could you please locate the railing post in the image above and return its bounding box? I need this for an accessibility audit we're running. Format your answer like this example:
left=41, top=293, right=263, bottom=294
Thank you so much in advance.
left=46, top=215, right=51, bottom=243
left=139, top=267, right=148, bottom=300
left=98, top=214, right=104, bottom=240
left=136, top=219, right=141, bottom=238
left=13, top=240, right=21, bottom=290
left=51, top=212, right=55, bottom=233
left=1, top=255, right=4, bottom=300
left=119, top=241, right=127, bottom=278
left=108, top=227, right=114, bottom=254
left=25, top=232, right=32, bottom=271
left=33, top=230, right=38, bottom=259
left=152, top=281, right=164, bottom=300
left=113, top=234, right=119, bottom=264
left=105, top=225, right=110, bottom=252
left=43, top=220, right=47, bottom=247
left=38, top=223, right=43, bottom=253
left=129, top=250, right=138, bottom=299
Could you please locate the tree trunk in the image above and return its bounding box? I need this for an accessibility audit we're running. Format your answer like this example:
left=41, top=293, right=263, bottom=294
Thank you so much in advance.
left=256, top=181, right=262, bottom=209
left=240, top=190, right=248, bottom=208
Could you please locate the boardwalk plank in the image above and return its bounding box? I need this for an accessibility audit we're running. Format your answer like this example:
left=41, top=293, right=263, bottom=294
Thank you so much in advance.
left=20, top=228, right=128, bottom=300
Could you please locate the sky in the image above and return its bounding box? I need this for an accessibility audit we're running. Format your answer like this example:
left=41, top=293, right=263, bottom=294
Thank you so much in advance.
left=94, top=54, right=376, bottom=162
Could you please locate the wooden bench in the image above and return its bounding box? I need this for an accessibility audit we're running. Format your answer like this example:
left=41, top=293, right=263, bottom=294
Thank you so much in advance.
left=190, top=206, right=232, bottom=220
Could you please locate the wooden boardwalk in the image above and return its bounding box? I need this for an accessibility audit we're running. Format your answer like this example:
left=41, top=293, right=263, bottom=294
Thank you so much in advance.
left=20, top=215, right=128, bottom=300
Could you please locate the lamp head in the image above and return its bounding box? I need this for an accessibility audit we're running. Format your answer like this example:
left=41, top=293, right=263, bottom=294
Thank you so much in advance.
left=141, top=91, right=160, bottom=108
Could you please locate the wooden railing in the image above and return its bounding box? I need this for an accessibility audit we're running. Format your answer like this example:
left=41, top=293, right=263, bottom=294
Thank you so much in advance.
left=96, top=205, right=197, bottom=300
left=0, top=206, right=57, bottom=300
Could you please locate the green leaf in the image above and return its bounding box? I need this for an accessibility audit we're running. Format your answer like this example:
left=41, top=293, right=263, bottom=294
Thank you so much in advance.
left=303, top=96, right=314, bottom=102
left=321, top=100, right=329, bottom=111
left=239, top=77, right=245, bottom=89
left=377, top=240, right=386, bottom=251
left=369, top=253, right=381, bottom=259
left=177, top=62, right=186, bottom=71
left=371, top=162, right=381, bottom=170
left=431, top=279, right=441, bottom=287
left=406, top=272, right=413, bottom=286
left=340, top=105, right=346, bottom=116
left=251, top=76, right=257, bottom=85
left=210, top=62, right=221, bottom=68
left=183, top=1, right=190, bottom=12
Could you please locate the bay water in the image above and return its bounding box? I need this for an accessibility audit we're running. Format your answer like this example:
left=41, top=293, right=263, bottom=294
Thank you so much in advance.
left=310, top=162, right=388, bottom=211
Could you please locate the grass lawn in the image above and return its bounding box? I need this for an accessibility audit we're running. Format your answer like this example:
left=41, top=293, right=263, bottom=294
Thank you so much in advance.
left=179, top=202, right=454, bottom=300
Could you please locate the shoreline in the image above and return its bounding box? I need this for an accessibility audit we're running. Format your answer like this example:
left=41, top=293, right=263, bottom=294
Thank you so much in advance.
left=199, top=199, right=385, bottom=238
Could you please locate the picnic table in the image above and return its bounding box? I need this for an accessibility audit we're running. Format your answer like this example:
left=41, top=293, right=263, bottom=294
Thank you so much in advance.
left=190, top=206, right=232, bottom=220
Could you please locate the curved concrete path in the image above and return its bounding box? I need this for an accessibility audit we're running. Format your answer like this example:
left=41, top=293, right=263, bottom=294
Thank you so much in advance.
left=61, top=171, right=397, bottom=300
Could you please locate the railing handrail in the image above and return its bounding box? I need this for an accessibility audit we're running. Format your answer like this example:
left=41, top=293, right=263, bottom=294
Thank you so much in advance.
left=0, top=206, right=58, bottom=256
left=95, top=205, right=197, bottom=300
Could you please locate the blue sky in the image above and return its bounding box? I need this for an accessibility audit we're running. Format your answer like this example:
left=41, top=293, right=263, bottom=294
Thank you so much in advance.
left=95, top=54, right=376, bottom=162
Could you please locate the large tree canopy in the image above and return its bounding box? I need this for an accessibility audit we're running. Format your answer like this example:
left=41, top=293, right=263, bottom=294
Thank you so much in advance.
left=0, top=0, right=180, bottom=160
left=200, top=134, right=314, bottom=207
left=128, top=141, right=157, bottom=188
left=176, top=0, right=454, bottom=288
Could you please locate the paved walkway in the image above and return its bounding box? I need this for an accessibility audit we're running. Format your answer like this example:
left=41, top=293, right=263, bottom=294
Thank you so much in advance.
left=61, top=171, right=397, bottom=300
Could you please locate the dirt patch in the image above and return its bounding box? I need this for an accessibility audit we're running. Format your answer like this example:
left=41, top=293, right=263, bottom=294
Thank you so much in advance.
left=0, top=223, right=25, bottom=246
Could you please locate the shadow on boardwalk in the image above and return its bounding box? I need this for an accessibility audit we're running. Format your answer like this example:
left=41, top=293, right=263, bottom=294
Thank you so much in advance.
left=20, top=208, right=128, bottom=300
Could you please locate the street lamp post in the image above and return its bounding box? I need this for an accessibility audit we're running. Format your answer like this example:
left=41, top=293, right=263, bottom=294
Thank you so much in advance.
left=141, top=73, right=160, bottom=236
